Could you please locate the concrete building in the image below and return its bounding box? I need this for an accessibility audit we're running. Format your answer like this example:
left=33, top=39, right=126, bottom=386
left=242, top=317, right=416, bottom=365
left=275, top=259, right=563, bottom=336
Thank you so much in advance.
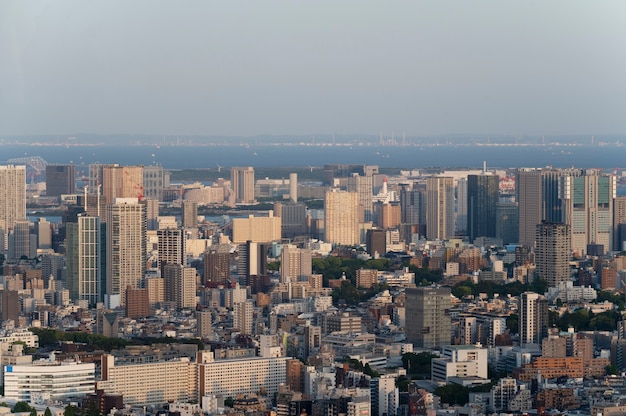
left=347, top=173, right=374, bottom=223
left=325, top=189, right=359, bottom=246
left=106, top=198, right=146, bottom=307
left=535, top=221, right=571, bottom=287
left=405, top=287, right=451, bottom=348
left=559, top=169, right=616, bottom=255
left=377, top=203, right=401, bottom=230
left=143, top=165, right=170, bottom=201
left=519, top=292, right=548, bottom=347
left=164, top=264, right=197, bottom=309
left=182, top=200, right=198, bottom=228
left=231, top=166, right=255, bottom=204
left=456, top=178, right=468, bottom=235
left=66, top=214, right=102, bottom=306
left=614, top=196, right=626, bottom=251
left=496, top=201, right=519, bottom=245
left=233, top=300, right=254, bottom=334
left=157, top=227, right=186, bottom=268
left=281, top=245, right=312, bottom=284
left=46, top=164, right=75, bottom=198
left=203, top=245, right=231, bottom=284
left=0, top=165, right=26, bottom=232
left=356, top=269, right=378, bottom=289
left=232, top=213, right=281, bottom=243
left=4, top=359, right=95, bottom=402
left=431, top=345, right=488, bottom=383
left=426, top=177, right=454, bottom=241
left=467, top=173, right=499, bottom=241
left=399, top=183, right=426, bottom=227
left=366, top=229, right=386, bottom=258
left=102, top=165, right=144, bottom=205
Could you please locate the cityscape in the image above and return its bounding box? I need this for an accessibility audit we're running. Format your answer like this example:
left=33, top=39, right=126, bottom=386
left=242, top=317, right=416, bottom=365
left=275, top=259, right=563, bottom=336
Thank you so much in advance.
left=0, top=157, right=626, bottom=416
left=2, top=1, right=626, bottom=416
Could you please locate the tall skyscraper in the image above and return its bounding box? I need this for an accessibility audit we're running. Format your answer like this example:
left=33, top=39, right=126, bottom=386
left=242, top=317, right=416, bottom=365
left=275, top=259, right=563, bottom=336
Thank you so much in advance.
left=399, top=183, right=426, bottom=226
left=496, top=201, right=519, bottom=245
left=614, top=196, right=626, bottom=251
left=426, top=177, right=454, bottom=240
left=456, top=178, right=468, bottom=235
left=324, top=189, right=359, bottom=246
left=405, top=287, right=451, bottom=348
left=66, top=214, right=102, bottom=307
left=182, top=200, right=198, bottom=228
left=157, top=228, right=186, bottom=269
left=0, top=165, right=26, bottom=231
left=280, top=245, right=312, bottom=284
left=102, top=165, right=144, bottom=205
left=9, top=220, right=31, bottom=260
left=106, top=198, right=146, bottom=307
left=46, top=165, right=75, bottom=198
left=347, top=173, right=373, bottom=223
left=289, top=172, right=298, bottom=203
left=377, top=203, right=401, bottom=230
left=535, top=221, right=571, bottom=287
left=142, top=165, right=170, bottom=201
left=237, top=241, right=269, bottom=286
left=519, top=291, right=548, bottom=346
left=559, top=169, right=615, bottom=255
left=467, top=173, right=499, bottom=241
left=142, top=198, right=159, bottom=231
left=231, top=166, right=255, bottom=204
left=233, top=300, right=254, bottom=335
left=164, top=264, right=196, bottom=309
left=516, top=168, right=566, bottom=247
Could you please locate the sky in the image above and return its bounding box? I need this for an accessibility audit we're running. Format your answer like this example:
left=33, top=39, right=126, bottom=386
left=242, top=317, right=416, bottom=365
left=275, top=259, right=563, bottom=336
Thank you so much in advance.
left=1, top=1, right=625, bottom=137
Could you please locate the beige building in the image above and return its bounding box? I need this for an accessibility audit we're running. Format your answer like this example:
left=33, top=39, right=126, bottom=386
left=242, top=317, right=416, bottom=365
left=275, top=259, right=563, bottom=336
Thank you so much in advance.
left=426, top=177, right=454, bottom=241
left=0, top=165, right=26, bottom=231
left=102, top=165, right=144, bottom=205
left=281, top=245, right=312, bottom=284
left=356, top=269, right=378, bottom=289
left=232, top=213, right=281, bottom=243
left=231, top=166, right=255, bottom=204
left=164, top=264, right=197, bottom=309
left=324, top=189, right=359, bottom=246
left=106, top=198, right=146, bottom=306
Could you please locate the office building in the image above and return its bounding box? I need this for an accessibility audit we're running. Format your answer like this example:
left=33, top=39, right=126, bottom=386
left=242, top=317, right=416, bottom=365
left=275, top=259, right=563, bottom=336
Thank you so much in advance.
left=356, top=269, right=378, bottom=289
left=231, top=166, right=255, bottom=204
left=143, top=165, right=170, bottom=201
left=399, top=183, right=426, bottom=226
left=456, top=178, right=468, bottom=234
left=377, top=203, right=401, bottom=229
left=324, top=189, right=359, bottom=246
left=277, top=203, right=307, bottom=238
left=102, top=165, right=144, bottom=205
left=66, top=214, right=102, bottom=306
left=125, top=287, right=150, bottom=318
left=203, top=245, right=231, bottom=284
left=366, top=229, right=386, bottom=257
left=467, top=173, right=499, bottom=241
left=370, top=375, right=398, bottom=416
left=519, top=291, right=548, bottom=346
left=559, top=169, right=615, bottom=255
left=535, top=221, right=571, bottom=287
left=36, top=217, right=52, bottom=249
left=289, top=172, right=298, bottom=203
left=426, top=177, right=454, bottom=240
left=1, top=290, right=20, bottom=323
left=164, top=264, right=197, bottom=309
left=347, top=173, right=374, bottom=223
left=4, top=361, right=95, bottom=402
left=237, top=241, right=269, bottom=285
left=106, top=198, right=146, bottom=307
left=0, top=165, right=26, bottom=231
left=405, top=287, right=451, bottom=348
left=143, top=198, right=160, bottom=231
left=46, top=164, right=75, bottom=198
left=516, top=168, right=564, bottom=246
left=496, top=201, right=519, bottom=245
left=431, top=345, right=488, bottom=383
left=615, top=196, right=626, bottom=251
left=232, top=213, right=281, bottom=243
left=281, top=245, right=312, bottom=284
left=182, top=200, right=198, bottom=228
left=9, top=219, right=31, bottom=260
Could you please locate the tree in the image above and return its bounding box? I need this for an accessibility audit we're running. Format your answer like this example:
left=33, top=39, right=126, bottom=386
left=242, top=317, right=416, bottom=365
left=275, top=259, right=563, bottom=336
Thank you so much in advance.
left=64, top=405, right=79, bottom=416
left=29, top=408, right=38, bottom=416
left=224, top=397, right=235, bottom=408
left=44, top=408, right=52, bottom=416
left=606, top=364, right=619, bottom=375
left=13, top=402, right=32, bottom=413
left=434, top=384, right=469, bottom=405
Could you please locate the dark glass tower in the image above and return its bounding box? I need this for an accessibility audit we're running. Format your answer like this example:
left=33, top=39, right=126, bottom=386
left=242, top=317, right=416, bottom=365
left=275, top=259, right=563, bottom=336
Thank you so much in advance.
left=467, top=174, right=499, bottom=241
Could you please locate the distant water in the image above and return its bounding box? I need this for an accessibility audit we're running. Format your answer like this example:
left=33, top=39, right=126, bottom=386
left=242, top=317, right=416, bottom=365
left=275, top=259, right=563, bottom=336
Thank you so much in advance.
left=1, top=143, right=625, bottom=170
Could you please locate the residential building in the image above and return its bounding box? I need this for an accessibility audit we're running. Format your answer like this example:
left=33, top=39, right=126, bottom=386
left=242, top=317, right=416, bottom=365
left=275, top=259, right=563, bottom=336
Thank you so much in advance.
left=519, top=292, right=548, bottom=346
left=232, top=213, right=281, bottom=243
left=535, top=221, right=571, bottom=287
left=325, top=189, right=359, bottom=246
left=66, top=214, right=102, bottom=306
left=405, top=287, right=451, bottom=348
left=426, top=176, right=454, bottom=240
left=231, top=166, right=255, bottom=204
left=431, top=345, right=488, bottom=383
left=0, top=165, right=26, bottom=231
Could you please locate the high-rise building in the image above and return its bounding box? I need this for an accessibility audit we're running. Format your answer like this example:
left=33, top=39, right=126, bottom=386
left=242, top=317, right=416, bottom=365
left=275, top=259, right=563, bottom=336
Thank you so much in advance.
left=142, top=165, right=170, bottom=201
left=366, top=229, right=386, bottom=257
left=46, top=165, right=75, bottom=198
left=157, top=228, right=186, bottom=269
left=125, top=287, right=150, bottom=318
left=0, top=165, right=26, bottom=231
left=467, top=174, right=499, bottom=241
left=456, top=178, right=468, bottom=235
left=426, top=177, right=454, bottom=240
left=535, top=221, right=571, bottom=287
left=280, top=245, right=312, bottom=284
left=66, top=214, right=102, bottom=306
left=9, top=220, right=31, bottom=260
left=196, top=309, right=213, bottom=339
left=233, top=300, right=254, bottom=335
left=559, top=169, right=615, bottom=255
left=496, top=201, right=519, bottom=245
left=142, top=198, right=159, bottom=231
left=237, top=241, right=269, bottom=285
left=517, top=168, right=568, bottom=246
left=164, top=264, right=196, bottom=309
left=324, top=189, right=359, bottom=246
left=615, top=196, right=626, bottom=251
left=35, top=217, right=52, bottom=249
left=347, top=173, right=373, bottom=223
left=203, top=245, right=231, bottom=284
left=399, top=183, right=426, bottom=226
left=405, top=287, right=451, bottom=348
left=377, top=203, right=401, bottom=230
left=106, top=198, right=146, bottom=306
left=289, top=172, right=298, bottom=203
left=102, top=165, right=144, bottom=205
left=277, top=203, right=307, bottom=238
left=231, top=166, right=255, bottom=204
left=182, top=200, right=198, bottom=228
left=519, top=291, right=548, bottom=346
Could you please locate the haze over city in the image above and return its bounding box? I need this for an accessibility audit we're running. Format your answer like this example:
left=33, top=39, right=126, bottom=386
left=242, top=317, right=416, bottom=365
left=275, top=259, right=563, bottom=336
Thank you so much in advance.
left=2, top=1, right=626, bottom=137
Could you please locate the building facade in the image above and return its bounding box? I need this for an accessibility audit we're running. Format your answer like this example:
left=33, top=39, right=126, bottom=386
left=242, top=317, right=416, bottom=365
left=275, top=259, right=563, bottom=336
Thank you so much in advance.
left=405, top=287, right=451, bottom=348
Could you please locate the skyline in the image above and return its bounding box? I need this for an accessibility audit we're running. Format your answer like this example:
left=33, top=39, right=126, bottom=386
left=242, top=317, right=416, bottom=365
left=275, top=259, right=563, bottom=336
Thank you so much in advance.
left=2, top=1, right=626, bottom=137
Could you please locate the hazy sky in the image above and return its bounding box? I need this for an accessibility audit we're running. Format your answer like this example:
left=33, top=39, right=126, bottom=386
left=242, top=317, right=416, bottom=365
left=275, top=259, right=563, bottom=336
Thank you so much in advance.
left=1, top=1, right=625, bottom=137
